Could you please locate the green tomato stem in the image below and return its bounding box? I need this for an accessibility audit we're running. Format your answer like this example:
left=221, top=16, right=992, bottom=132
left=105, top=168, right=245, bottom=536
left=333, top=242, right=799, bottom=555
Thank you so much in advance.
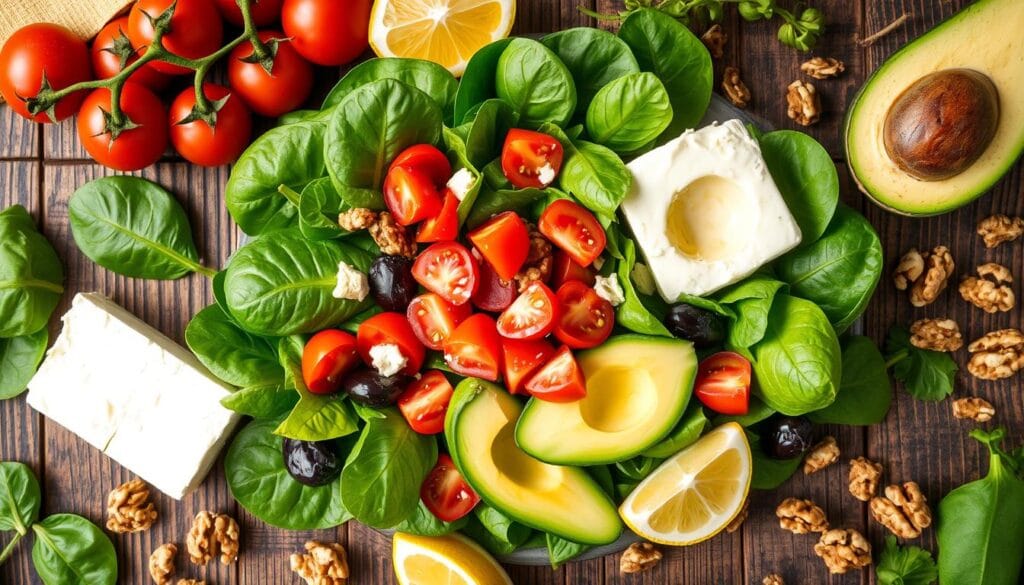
left=0, top=532, right=24, bottom=566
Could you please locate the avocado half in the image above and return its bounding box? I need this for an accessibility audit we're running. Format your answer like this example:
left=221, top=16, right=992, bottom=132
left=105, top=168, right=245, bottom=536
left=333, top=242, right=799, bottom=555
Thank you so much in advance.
left=845, top=0, right=1024, bottom=215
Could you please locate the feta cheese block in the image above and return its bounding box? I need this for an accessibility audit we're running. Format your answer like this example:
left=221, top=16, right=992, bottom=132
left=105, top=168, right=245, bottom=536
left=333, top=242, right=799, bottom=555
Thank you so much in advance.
left=622, top=119, right=803, bottom=299
left=27, top=293, right=241, bottom=499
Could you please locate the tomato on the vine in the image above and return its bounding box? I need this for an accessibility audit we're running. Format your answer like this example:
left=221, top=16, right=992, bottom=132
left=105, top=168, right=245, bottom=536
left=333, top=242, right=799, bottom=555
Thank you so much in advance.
left=282, top=0, right=370, bottom=66
left=397, top=370, right=454, bottom=435
left=0, top=23, right=92, bottom=122
left=501, top=129, right=564, bottom=189
left=421, top=454, right=480, bottom=522
left=169, top=84, right=252, bottom=167
left=216, top=0, right=283, bottom=26
left=553, top=281, right=614, bottom=349
left=77, top=82, right=168, bottom=171
left=694, top=351, right=751, bottom=416
left=525, top=346, right=587, bottom=402
left=91, top=17, right=168, bottom=90
left=301, top=329, right=360, bottom=395
left=356, top=312, right=426, bottom=376
left=228, top=31, right=313, bottom=117
left=539, top=199, right=606, bottom=268
left=128, top=0, right=224, bottom=75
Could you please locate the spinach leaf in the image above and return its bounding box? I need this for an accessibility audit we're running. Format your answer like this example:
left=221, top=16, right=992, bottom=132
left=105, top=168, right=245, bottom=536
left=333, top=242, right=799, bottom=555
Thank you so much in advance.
left=546, top=533, right=590, bottom=568
left=759, top=130, right=839, bottom=245
left=0, top=462, right=41, bottom=534
left=0, top=206, right=63, bottom=338
left=585, top=72, right=672, bottom=154
left=885, top=326, right=956, bottom=402
left=462, top=504, right=533, bottom=555
left=587, top=465, right=616, bottom=499
left=275, top=336, right=360, bottom=441
left=615, top=237, right=671, bottom=337
left=394, top=500, right=467, bottom=537
left=810, top=336, right=892, bottom=426
left=541, top=27, right=640, bottom=117
left=615, top=456, right=662, bottom=482
left=298, top=177, right=345, bottom=241
left=321, top=57, right=457, bottom=123
left=278, top=108, right=324, bottom=125
left=0, top=329, right=48, bottom=400
left=876, top=535, right=937, bottom=585
left=748, top=431, right=801, bottom=490
left=31, top=514, right=117, bottom=585
left=453, top=38, right=513, bottom=124
left=186, top=304, right=283, bottom=388
left=642, top=402, right=708, bottom=458
left=440, top=127, right=483, bottom=224
left=717, top=276, right=786, bottom=350
left=559, top=139, right=632, bottom=219
left=461, top=99, right=516, bottom=170
left=220, top=383, right=297, bottom=419
left=212, top=270, right=229, bottom=313
left=495, top=38, right=577, bottom=128
left=465, top=187, right=546, bottom=230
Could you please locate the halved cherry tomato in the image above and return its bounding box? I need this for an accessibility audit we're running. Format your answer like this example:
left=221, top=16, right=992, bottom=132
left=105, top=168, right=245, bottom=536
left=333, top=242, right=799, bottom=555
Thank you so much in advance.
left=421, top=454, right=480, bottom=522
left=391, top=144, right=452, bottom=187
left=412, top=242, right=479, bottom=306
left=553, top=281, right=614, bottom=349
left=501, top=129, right=564, bottom=189
left=301, top=329, right=360, bottom=395
left=416, top=189, right=459, bottom=243
left=406, top=293, right=471, bottom=351
left=539, top=199, right=606, bottom=267
left=501, top=338, right=555, bottom=395
left=497, top=282, right=558, bottom=341
left=467, top=211, right=530, bottom=281
left=384, top=165, right=443, bottom=226
left=525, top=346, right=587, bottom=402
left=356, top=312, right=426, bottom=376
left=694, top=351, right=751, bottom=416
left=551, top=249, right=596, bottom=289
left=471, top=253, right=516, bottom=313
left=443, top=314, right=502, bottom=381
left=397, top=370, right=454, bottom=435
left=128, top=0, right=224, bottom=75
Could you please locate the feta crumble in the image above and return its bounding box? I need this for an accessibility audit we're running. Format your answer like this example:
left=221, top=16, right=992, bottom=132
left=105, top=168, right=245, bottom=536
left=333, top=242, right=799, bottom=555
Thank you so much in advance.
left=447, top=168, right=476, bottom=201
left=594, top=274, right=626, bottom=306
left=537, top=162, right=556, bottom=187
left=369, top=343, right=408, bottom=377
left=332, top=262, right=369, bottom=301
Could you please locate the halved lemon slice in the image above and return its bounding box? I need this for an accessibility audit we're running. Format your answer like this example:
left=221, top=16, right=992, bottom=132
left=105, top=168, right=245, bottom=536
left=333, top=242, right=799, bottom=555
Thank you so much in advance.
left=369, top=0, right=515, bottom=76
left=393, top=532, right=513, bottom=585
left=620, top=422, right=752, bottom=546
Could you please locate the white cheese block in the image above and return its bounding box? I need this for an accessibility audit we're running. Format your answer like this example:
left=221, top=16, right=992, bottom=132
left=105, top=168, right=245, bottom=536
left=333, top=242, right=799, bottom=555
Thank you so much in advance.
left=27, top=293, right=241, bottom=500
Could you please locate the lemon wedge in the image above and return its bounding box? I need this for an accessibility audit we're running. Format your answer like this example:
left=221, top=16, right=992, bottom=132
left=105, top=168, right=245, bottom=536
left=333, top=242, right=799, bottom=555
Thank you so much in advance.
left=369, top=0, right=515, bottom=76
left=620, top=422, right=752, bottom=546
left=393, top=532, right=513, bottom=585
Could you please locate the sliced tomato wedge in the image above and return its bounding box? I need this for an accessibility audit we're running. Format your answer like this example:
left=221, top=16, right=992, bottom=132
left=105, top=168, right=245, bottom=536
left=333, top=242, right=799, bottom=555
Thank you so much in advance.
left=694, top=351, right=752, bottom=415
left=355, top=312, right=426, bottom=376
left=554, top=281, right=614, bottom=349
left=467, top=211, right=530, bottom=281
left=412, top=242, right=480, bottom=306
left=471, top=253, right=516, bottom=313
left=501, top=338, right=555, bottom=395
left=397, top=370, right=454, bottom=435
left=551, top=249, right=596, bottom=289
left=390, top=144, right=452, bottom=187
left=538, top=199, right=606, bottom=267
left=406, top=293, right=471, bottom=351
left=501, top=129, right=564, bottom=189
left=301, top=329, right=360, bottom=395
left=525, top=346, right=587, bottom=402
left=496, top=282, right=558, bottom=341
left=383, top=164, right=443, bottom=226
left=421, top=453, right=480, bottom=522
left=443, top=314, right=502, bottom=381
left=417, top=189, right=460, bottom=243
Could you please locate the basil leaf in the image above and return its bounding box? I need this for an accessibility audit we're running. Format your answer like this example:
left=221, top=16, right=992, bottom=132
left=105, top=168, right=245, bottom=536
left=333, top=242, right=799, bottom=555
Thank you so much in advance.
left=876, top=535, right=937, bottom=585
left=220, top=383, right=297, bottom=419
left=0, top=329, right=48, bottom=400
left=810, top=336, right=892, bottom=426
left=0, top=206, right=63, bottom=338
left=453, top=38, right=514, bottom=124
left=31, top=514, right=117, bottom=585
left=885, top=326, right=956, bottom=402
left=394, top=500, right=467, bottom=537
left=585, top=72, right=673, bottom=154
left=322, top=57, right=457, bottom=124
left=0, top=462, right=41, bottom=534
left=541, top=27, right=640, bottom=117
left=642, top=402, right=708, bottom=458
left=615, top=237, right=671, bottom=337
left=186, top=304, right=283, bottom=388
left=546, top=533, right=590, bottom=568
left=759, top=130, right=839, bottom=245
left=274, top=337, right=359, bottom=441
left=495, top=38, right=577, bottom=128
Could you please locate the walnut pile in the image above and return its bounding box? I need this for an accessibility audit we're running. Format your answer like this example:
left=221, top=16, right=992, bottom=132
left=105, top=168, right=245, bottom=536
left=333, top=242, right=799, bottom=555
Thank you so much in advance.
left=337, top=208, right=416, bottom=257
left=909, top=318, right=963, bottom=352
left=725, top=498, right=749, bottom=533
left=785, top=80, right=820, bottom=126
left=149, top=543, right=177, bottom=585
left=894, top=246, right=954, bottom=307
left=870, top=482, right=932, bottom=539
left=722, top=66, right=751, bottom=108
left=977, top=214, right=1024, bottom=248
left=803, top=436, right=840, bottom=475
left=763, top=575, right=784, bottom=585
left=800, top=57, right=845, bottom=79
left=967, top=329, right=1024, bottom=380
left=813, top=528, right=872, bottom=574
left=959, top=263, right=1015, bottom=313
left=701, top=24, right=727, bottom=58
left=514, top=225, right=553, bottom=292
left=848, top=457, right=883, bottom=502
left=186, top=511, right=239, bottom=566
left=776, top=497, right=829, bottom=534
left=290, top=541, right=349, bottom=585
left=952, top=397, right=995, bottom=422
left=619, top=542, right=662, bottom=574
left=106, top=478, right=158, bottom=534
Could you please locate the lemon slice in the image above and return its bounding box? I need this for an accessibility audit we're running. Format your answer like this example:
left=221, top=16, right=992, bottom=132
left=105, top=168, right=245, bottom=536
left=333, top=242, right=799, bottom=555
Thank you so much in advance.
left=393, top=532, right=513, bottom=585
left=620, top=422, right=752, bottom=546
left=369, top=0, right=515, bottom=76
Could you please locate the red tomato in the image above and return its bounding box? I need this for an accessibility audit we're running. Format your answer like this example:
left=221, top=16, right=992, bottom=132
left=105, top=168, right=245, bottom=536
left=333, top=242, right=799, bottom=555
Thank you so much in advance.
left=551, top=249, right=596, bottom=289
left=129, top=0, right=224, bottom=75
left=91, top=17, right=167, bottom=90
left=501, top=338, right=555, bottom=395
left=416, top=189, right=460, bottom=243
left=471, top=253, right=516, bottom=313
left=421, top=454, right=480, bottom=522
left=228, top=32, right=313, bottom=117
left=397, top=370, right=454, bottom=435
left=406, top=293, right=471, bottom=351
left=539, top=199, right=606, bottom=267
left=497, top=282, right=558, bottom=341
left=356, top=312, right=426, bottom=376
left=391, top=144, right=452, bottom=187
left=282, top=0, right=370, bottom=66
left=0, top=23, right=91, bottom=122
left=301, top=329, right=360, bottom=395
left=384, top=165, right=443, bottom=226
left=501, top=129, right=564, bottom=189
left=413, top=242, right=479, bottom=306
left=553, top=281, right=614, bottom=349
left=467, top=212, right=530, bottom=281
left=77, top=83, right=167, bottom=171
left=694, top=351, right=752, bottom=415
left=216, top=0, right=283, bottom=26
left=525, top=346, right=587, bottom=402
left=169, top=84, right=252, bottom=167
left=443, top=314, right=502, bottom=381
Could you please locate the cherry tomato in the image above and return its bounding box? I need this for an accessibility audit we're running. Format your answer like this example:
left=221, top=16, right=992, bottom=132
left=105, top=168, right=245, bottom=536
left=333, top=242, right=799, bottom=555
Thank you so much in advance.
left=551, top=249, right=596, bottom=289
left=539, top=199, right=606, bottom=268
left=91, top=17, right=167, bottom=90
left=216, top=0, right=283, bottom=26
left=413, top=242, right=480, bottom=306
left=497, top=282, right=558, bottom=341
left=228, top=31, right=313, bottom=117
left=169, top=84, right=252, bottom=167
left=129, top=0, right=224, bottom=75
left=471, top=250, right=517, bottom=313
left=501, top=129, right=564, bottom=189
left=391, top=144, right=452, bottom=187
left=417, top=189, right=460, bottom=243
left=384, top=165, right=443, bottom=226
left=356, top=312, right=426, bottom=376
left=406, top=293, right=471, bottom=351
left=421, top=454, right=480, bottom=522
left=77, top=82, right=168, bottom=171
left=553, top=281, right=614, bottom=349
left=694, top=351, right=751, bottom=416
left=0, top=23, right=91, bottom=122
left=443, top=314, right=502, bottom=381
left=525, top=346, right=587, bottom=402
left=301, top=329, right=360, bottom=395
left=501, top=338, right=555, bottom=395
left=467, top=211, right=530, bottom=281
left=397, top=370, right=454, bottom=435
left=282, top=0, right=370, bottom=66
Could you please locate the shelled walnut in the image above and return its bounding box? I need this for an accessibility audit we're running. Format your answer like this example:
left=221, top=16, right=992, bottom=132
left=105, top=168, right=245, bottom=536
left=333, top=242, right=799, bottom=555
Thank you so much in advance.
left=149, top=543, right=177, bottom=585
left=186, top=512, right=239, bottom=566
left=952, top=397, right=995, bottom=422
left=849, top=457, right=883, bottom=501
left=967, top=329, right=1024, bottom=380
left=337, top=208, right=416, bottom=257
left=106, top=478, right=158, bottom=534
left=722, top=66, right=751, bottom=108
left=726, top=499, right=749, bottom=533
left=701, top=24, right=727, bottom=58
left=909, top=318, right=963, bottom=352
left=291, top=541, right=349, bottom=585
left=900, top=246, right=955, bottom=307
left=514, top=225, right=553, bottom=292
left=786, top=80, right=820, bottom=126
left=959, top=263, right=1015, bottom=313
left=803, top=436, right=840, bottom=475
left=763, top=575, right=784, bottom=585
left=177, top=580, right=205, bottom=585
left=776, top=497, right=829, bottom=534
left=814, top=529, right=872, bottom=574
left=620, top=542, right=662, bottom=574
left=870, top=482, right=932, bottom=539
left=977, top=214, right=1024, bottom=248
left=800, top=57, right=845, bottom=79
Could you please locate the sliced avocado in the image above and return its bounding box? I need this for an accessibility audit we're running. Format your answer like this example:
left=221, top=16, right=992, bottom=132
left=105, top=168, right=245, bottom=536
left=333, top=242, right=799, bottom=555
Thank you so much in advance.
left=445, top=379, right=622, bottom=545
left=515, top=335, right=696, bottom=465
left=845, top=0, right=1024, bottom=215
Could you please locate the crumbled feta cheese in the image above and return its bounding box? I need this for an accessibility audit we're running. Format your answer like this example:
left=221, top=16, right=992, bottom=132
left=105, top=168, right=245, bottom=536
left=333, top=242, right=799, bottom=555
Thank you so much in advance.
left=594, top=274, right=626, bottom=306
left=630, top=262, right=657, bottom=296
left=370, top=343, right=407, bottom=377
left=332, top=262, right=369, bottom=301
left=447, top=168, right=476, bottom=201
left=537, top=162, right=556, bottom=187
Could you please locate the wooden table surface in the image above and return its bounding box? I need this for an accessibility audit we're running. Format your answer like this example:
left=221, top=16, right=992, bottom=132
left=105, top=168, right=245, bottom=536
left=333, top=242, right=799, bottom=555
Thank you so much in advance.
left=1, top=0, right=1021, bottom=583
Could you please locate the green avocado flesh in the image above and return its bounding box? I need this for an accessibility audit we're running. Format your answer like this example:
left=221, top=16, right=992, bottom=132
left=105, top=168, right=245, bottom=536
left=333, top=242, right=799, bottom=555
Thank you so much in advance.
left=845, top=0, right=1024, bottom=215
left=516, top=335, right=696, bottom=465
left=445, top=379, right=623, bottom=545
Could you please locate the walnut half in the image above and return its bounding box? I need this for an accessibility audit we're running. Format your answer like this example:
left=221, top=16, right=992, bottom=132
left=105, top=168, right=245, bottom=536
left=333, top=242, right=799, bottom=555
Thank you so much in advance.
left=620, top=542, right=662, bottom=574
left=106, top=478, right=158, bottom=534
left=952, top=397, right=995, bottom=422
left=149, top=543, right=177, bottom=585
left=776, top=497, right=829, bottom=534
left=977, top=214, right=1024, bottom=248
left=763, top=575, right=785, bottom=585
left=701, top=24, right=728, bottom=59
left=186, top=511, right=239, bottom=566
left=803, top=436, right=840, bottom=475
left=849, top=457, right=883, bottom=502
left=907, top=246, right=955, bottom=307
left=800, top=57, right=845, bottom=79
left=786, top=80, right=820, bottom=126
left=722, top=66, right=751, bottom=108
left=291, top=541, right=349, bottom=585
left=967, top=329, right=1024, bottom=380
left=870, top=482, right=932, bottom=539
left=909, top=318, right=963, bottom=352
left=959, top=263, right=1015, bottom=313
left=814, top=529, right=872, bottom=574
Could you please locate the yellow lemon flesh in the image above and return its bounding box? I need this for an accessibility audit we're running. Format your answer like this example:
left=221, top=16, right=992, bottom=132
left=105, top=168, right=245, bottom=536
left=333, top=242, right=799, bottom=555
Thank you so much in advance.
left=393, top=532, right=513, bottom=585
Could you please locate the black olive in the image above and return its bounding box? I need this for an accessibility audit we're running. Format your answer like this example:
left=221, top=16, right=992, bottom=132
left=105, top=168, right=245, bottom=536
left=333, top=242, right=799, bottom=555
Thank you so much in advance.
left=663, top=303, right=727, bottom=348
left=369, top=255, right=417, bottom=311
left=761, top=415, right=816, bottom=459
left=341, top=368, right=412, bottom=407
left=282, top=439, right=342, bottom=487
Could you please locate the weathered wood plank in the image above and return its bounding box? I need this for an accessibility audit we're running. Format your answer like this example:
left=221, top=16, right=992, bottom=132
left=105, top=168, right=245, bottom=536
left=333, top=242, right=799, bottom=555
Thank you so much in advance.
left=0, top=106, right=39, bottom=158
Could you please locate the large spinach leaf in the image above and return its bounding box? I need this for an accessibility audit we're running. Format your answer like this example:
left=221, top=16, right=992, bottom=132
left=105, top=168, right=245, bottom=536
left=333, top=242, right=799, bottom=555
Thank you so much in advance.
left=759, top=130, right=839, bottom=245
left=0, top=329, right=48, bottom=400
left=0, top=462, right=41, bottom=534
left=615, top=237, right=671, bottom=336
left=558, top=138, right=632, bottom=219
left=495, top=38, right=577, bottom=128
left=541, top=27, right=640, bottom=117
left=31, top=514, right=117, bottom=585
left=186, top=304, right=283, bottom=388
left=0, top=206, right=63, bottom=338
left=885, top=326, right=956, bottom=402
left=810, top=336, right=892, bottom=426
left=716, top=276, right=786, bottom=351
left=460, top=99, right=516, bottom=170
left=322, top=58, right=457, bottom=122
left=585, top=72, right=672, bottom=154
left=453, top=38, right=513, bottom=124
left=221, top=383, right=298, bottom=419
left=274, top=336, right=359, bottom=441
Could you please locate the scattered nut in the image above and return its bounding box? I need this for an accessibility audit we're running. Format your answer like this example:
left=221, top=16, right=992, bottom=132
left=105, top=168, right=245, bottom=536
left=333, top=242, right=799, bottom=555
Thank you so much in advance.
left=776, top=497, right=829, bottom=534
left=514, top=225, right=553, bottom=292
left=952, top=397, right=996, bottom=422
left=177, top=580, right=205, bottom=585
left=763, top=575, right=785, bottom=585
left=620, top=541, right=662, bottom=574
left=870, top=482, right=932, bottom=539
left=291, top=541, right=349, bottom=585
left=722, top=66, right=751, bottom=108
left=892, top=248, right=925, bottom=290
left=106, top=478, right=158, bottom=534
left=803, top=436, right=840, bottom=475
left=977, top=214, right=1024, bottom=248
left=725, top=498, right=749, bottom=533
left=186, top=511, right=240, bottom=566
left=701, top=24, right=728, bottom=58
left=337, top=208, right=378, bottom=232
left=967, top=329, right=1024, bottom=380
left=800, top=57, right=845, bottom=79
left=909, top=318, right=963, bottom=352
left=369, top=211, right=417, bottom=257
left=960, top=263, right=1015, bottom=313
left=849, top=457, right=883, bottom=502
left=786, top=80, right=820, bottom=126
left=149, top=543, right=177, bottom=585
left=814, top=528, right=872, bottom=574
left=904, top=246, right=955, bottom=307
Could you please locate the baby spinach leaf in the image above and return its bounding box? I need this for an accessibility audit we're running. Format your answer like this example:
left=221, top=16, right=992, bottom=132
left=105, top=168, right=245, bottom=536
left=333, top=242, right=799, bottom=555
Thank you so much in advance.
left=642, top=402, right=708, bottom=458
left=220, top=383, right=297, bottom=419
left=394, top=500, right=467, bottom=537
left=717, top=276, right=786, bottom=350
left=810, top=336, right=891, bottom=426
left=495, top=38, right=577, bottom=128
left=0, top=329, right=48, bottom=400
left=748, top=431, right=801, bottom=490
left=876, top=535, right=937, bottom=585
left=31, top=514, right=117, bottom=585
left=0, top=462, right=41, bottom=534
left=212, top=270, right=230, bottom=313
left=299, top=178, right=345, bottom=241
left=615, top=237, right=671, bottom=337
left=546, top=533, right=591, bottom=568
left=559, top=139, right=632, bottom=219
left=322, top=57, right=457, bottom=123
left=759, top=130, right=839, bottom=245
left=462, top=504, right=533, bottom=555
left=465, top=187, right=546, bottom=230
left=454, top=38, right=513, bottom=124
left=186, top=304, right=283, bottom=388
left=440, top=128, right=483, bottom=225
left=461, top=99, right=516, bottom=170
left=0, top=206, right=63, bottom=338
left=541, top=27, right=640, bottom=117
left=585, top=72, right=673, bottom=154
left=885, top=327, right=956, bottom=402
left=275, top=337, right=359, bottom=441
